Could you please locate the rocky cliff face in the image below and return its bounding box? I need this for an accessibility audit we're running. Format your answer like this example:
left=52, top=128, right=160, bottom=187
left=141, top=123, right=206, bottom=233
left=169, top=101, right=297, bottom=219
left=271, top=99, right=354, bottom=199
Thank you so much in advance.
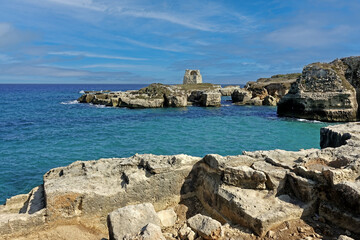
left=1, top=123, right=360, bottom=239
left=278, top=57, right=360, bottom=121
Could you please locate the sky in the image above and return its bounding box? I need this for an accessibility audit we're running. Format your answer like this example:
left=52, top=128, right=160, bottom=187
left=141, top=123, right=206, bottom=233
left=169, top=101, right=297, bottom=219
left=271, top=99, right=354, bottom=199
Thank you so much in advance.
left=0, top=0, right=360, bottom=84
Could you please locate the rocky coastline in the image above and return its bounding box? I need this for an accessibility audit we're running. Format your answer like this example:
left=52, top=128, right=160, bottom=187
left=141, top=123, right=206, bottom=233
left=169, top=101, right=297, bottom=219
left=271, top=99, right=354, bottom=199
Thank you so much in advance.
left=78, top=55, right=360, bottom=123
left=278, top=56, right=360, bottom=122
left=1, top=123, right=360, bottom=240
left=76, top=76, right=297, bottom=109
left=77, top=83, right=224, bottom=108
left=231, top=73, right=300, bottom=107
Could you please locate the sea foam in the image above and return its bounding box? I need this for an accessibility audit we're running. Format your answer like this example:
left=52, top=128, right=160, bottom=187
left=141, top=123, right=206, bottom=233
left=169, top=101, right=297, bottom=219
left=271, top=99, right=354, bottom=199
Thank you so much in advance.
left=60, top=100, right=79, bottom=105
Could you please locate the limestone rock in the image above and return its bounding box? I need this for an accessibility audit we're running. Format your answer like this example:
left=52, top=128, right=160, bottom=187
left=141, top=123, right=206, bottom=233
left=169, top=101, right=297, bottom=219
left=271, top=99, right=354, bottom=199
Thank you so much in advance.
left=1, top=185, right=45, bottom=215
left=178, top=225, right=196, bottom=240
left=43, top=154, right=201, bottom=221
left=203, top=154, right=226, bottom=170
left=138, top=223, right=165, bottom=240
left=107, top=203, right=161, bottom=240
left=77, top=83, right=224, bottom=109
left=219, top=86, right=241, bottom=96
left=320, top=123, right=354, bottom=148
left=199, top=91, right=221, bottom=107
left=3, top=122, right=360, bottom=239
left=231, top=89, right=252, bottom=104
left=263, top=95, right=277, bottom=106
left=338, top=235, right=354, bottom=240
left=157, top=208, right=177, bottom=227
left=278, top=57, right=360, bottom=122
left=164, top=94, right=187, bottom=107
left=247, top=96, right=263, bottom=106
left=223, top=165, right=267, bottom=189
left=187, top=214, right=221, bottom=239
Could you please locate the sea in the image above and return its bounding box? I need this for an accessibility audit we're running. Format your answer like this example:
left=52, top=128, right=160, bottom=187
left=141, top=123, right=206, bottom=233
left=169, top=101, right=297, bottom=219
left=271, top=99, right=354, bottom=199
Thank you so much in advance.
left=0, top=84, right=332, bottom=204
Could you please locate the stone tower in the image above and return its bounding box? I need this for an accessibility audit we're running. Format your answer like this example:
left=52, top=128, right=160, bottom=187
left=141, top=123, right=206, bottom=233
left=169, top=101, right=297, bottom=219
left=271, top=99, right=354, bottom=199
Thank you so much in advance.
left=183, top=69, right=202, bottom=84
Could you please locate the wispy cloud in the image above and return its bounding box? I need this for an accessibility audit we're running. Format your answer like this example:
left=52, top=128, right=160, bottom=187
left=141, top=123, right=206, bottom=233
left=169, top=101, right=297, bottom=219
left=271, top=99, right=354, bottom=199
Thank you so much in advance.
left=0, top=22, right=36, bottom=49
left=40, top=0, right=252, bottom=33
left=117, top=36, right=188, bottom=52
left=80, top=63, right=166, bottom=71
left=118, top=9, right=217, bottom=32
left=265, top=25, right=352, bottom=48
left=46, top=0, right=107, bottom=11
left=48, top=51, right=147, bottom=61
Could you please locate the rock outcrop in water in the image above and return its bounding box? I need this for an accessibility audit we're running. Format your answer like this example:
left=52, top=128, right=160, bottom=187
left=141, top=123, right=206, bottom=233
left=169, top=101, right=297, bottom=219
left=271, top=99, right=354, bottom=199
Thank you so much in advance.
left=278, top=56, right=360, bottom=121
left=78, top=83, right=222, bottom=108
left=231, top=73, right=300, bottom=106
left=1, top=123, right=360, bottom=239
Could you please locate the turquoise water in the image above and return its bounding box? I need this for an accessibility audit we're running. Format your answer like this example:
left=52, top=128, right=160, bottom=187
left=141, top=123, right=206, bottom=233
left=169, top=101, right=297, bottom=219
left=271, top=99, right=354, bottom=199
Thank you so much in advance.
left=0, top=84, right=330, bottom=204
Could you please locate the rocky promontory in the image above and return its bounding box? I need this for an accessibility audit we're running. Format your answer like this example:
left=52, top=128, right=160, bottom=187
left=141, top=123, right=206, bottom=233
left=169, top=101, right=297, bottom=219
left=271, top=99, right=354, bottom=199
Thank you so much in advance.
left=78, top=83, right=223, bottom=108
left=278, top=56, right=360, bottom=121
left=1, top=123, right=360, bottom=239
left=231, top=73, right=300, bottom=106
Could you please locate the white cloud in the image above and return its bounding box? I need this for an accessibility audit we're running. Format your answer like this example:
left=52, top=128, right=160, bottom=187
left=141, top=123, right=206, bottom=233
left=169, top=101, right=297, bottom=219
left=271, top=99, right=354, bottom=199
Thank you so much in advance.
left=48, top=51, right=147, bottom=61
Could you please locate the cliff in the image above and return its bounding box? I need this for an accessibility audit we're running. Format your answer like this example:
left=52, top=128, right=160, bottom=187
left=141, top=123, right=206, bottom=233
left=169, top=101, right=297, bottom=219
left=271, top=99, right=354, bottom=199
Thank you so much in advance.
left=1, top=123, right=360, bottom=239
left=278, top=56, right=360, bottom=121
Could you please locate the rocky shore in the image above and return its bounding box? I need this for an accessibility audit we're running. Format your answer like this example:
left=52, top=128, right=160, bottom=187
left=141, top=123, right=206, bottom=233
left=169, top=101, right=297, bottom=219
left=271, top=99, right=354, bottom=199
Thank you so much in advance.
left=278, top=56, right=360, bottom=122
left=76, top=78, right=296, bottom=109
left=1, top=123, right=360, bottom=240
left=78, top=83, right=224, bottom=108
left=231, top=73, right=300, bottom=106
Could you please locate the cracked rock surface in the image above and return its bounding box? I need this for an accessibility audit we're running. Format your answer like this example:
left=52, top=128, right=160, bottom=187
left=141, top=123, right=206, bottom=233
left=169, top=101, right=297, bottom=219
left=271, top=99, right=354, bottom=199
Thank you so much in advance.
left=1, top=123, right=360, bottom=239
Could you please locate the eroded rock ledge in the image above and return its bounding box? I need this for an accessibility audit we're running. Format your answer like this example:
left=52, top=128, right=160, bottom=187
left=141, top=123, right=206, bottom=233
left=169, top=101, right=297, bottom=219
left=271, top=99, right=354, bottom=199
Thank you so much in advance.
left=78, top=83, right=223, bottom=108
left=278, top=56, right=360, bottom=122
left=1, top=123, right=360, bottom=239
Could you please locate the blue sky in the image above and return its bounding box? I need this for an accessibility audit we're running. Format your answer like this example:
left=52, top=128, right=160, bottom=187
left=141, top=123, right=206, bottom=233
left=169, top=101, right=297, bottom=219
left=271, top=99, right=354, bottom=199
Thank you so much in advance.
left=0, top=0, right=359, bottom=84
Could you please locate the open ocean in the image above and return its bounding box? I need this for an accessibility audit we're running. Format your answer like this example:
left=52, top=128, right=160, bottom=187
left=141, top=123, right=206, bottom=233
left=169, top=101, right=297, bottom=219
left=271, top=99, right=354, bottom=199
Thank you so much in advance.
left=0, top=84, right=332, bottom=204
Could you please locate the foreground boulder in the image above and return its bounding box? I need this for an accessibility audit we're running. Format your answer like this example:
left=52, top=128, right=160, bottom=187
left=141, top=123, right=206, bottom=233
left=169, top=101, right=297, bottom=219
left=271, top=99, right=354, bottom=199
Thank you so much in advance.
left=278, top=56, right=360, bottom=121
left=1, top=123, right=360, bottom=239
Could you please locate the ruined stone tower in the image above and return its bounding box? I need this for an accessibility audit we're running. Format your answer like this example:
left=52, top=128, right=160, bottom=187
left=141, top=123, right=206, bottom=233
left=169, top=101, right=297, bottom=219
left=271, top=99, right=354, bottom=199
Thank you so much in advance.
left=183, top=69, right=202, bottom=84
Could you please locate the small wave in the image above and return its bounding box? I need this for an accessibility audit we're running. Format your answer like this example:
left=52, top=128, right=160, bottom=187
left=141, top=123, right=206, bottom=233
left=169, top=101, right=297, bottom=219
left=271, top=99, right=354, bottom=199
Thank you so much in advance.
left=79, top=90, right=85, bottom=94
left=297, top=118, right=322, bottom=123
left=221, top=104, right=232, bottom=107
left=89, top=103, right=108, bottom=108
left=61, top=100, right=79, bottom=105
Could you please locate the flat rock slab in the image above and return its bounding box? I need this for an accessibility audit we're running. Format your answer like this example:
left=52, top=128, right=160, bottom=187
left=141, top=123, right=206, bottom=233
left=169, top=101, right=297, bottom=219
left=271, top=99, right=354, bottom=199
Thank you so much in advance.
left=216, top=185, right=307, bottom=236
left=107, top=203, right=161, bottom=240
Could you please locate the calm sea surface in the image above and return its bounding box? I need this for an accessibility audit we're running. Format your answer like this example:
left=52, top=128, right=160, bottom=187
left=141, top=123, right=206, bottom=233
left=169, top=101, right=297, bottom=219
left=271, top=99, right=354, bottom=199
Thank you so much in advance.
left=0, top=84, right=331, bottom=204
